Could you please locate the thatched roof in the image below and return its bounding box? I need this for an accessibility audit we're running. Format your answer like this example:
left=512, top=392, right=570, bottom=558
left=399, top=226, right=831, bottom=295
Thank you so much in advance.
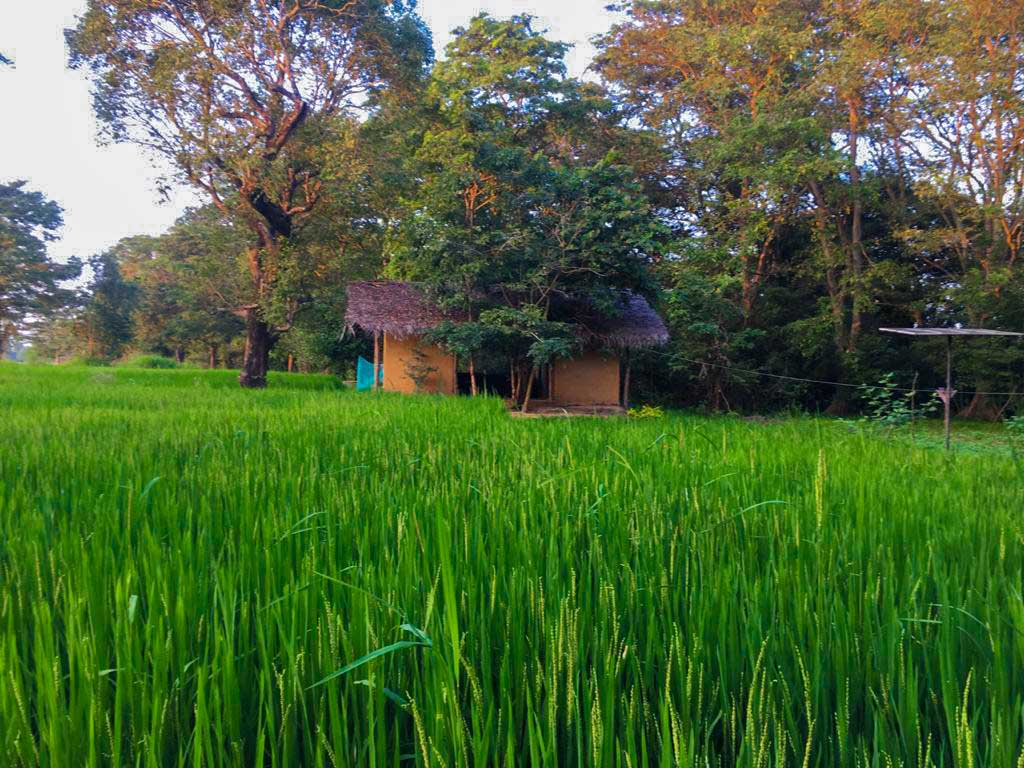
left=345, top=281, right=450, bottom=338
left=345, top=281, right=669, bottom=349
left=566, top=292, right=671, bottom=348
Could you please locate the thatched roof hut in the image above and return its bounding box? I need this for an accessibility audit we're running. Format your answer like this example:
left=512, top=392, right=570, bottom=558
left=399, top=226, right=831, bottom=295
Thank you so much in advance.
left=344, top=281, right=669, bottom=349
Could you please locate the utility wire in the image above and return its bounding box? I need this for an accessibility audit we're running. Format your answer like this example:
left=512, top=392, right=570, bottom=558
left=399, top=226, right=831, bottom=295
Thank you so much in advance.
left=644, top=349, right=1022, bottom=398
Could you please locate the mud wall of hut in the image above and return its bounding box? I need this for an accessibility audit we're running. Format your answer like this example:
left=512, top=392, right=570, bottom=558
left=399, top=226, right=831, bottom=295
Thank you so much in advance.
left=382, top=334, right=457, bottom=395
left=551, top=352, right=621, bottom=406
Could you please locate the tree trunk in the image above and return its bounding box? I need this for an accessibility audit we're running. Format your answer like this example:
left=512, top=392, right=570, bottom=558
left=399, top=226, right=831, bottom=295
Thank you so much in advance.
left=237, top=205, right=291, bottom=389
left=847, top=98, right=865, bottom=350
left=959, top=391, right=1001, bottom=421
left=824, top=390, right=852, bottom=416
left=239, top=311, right=272, bottom=388
left=521, top=365, right=538, bottom=414
left=468, top=356, right=477, bottom=396
left=175, top=346, right=186, bottom=364
left=287, top=353, right=294, bottom=373
left=209, top=345, right=216, bottom=369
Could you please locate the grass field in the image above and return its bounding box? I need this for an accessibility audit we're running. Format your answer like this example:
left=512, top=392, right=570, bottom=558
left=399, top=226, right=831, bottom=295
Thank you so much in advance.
left=1, top=363, right=1023, bottom=767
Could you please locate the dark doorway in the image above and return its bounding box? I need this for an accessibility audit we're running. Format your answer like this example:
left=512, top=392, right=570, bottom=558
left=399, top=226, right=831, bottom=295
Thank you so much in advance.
left=457, top=365, right=550, bottom=399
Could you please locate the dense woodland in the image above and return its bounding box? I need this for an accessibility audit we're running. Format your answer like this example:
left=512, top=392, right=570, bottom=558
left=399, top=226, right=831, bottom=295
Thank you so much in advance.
left=3, top=0, right=1024, bottom=415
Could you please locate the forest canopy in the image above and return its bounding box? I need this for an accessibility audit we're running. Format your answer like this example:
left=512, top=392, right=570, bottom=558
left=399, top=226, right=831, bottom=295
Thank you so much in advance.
left=7, top=0, right=1024, bottom=415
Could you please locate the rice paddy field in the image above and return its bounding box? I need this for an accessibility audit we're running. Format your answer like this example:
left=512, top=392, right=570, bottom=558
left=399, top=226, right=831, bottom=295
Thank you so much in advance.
left=1, top=363, right=1023, bottom=767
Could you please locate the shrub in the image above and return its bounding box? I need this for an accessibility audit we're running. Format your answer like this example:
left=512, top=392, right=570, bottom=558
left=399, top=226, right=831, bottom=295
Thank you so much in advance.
left=628, top=404, right=664, bottom=419
left=858, top=372, right=938, bottom=429
left=115, top=354, right=180, bottom=369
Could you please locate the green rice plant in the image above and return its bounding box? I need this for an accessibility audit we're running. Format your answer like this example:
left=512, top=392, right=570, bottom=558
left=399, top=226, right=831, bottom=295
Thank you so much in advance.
left=0, top=361, right=1022, bottom=766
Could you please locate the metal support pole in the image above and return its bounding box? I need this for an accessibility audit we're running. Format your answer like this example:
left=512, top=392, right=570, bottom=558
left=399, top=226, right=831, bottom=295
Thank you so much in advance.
left=944, top=336, right=952, bottom=450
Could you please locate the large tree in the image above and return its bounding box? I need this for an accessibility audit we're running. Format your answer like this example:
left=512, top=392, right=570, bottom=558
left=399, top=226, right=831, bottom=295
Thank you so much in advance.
left=593, top=0, right=951, bottom=412
left=113, top=208, right=249, bottom=364
left=0, top=181, right=81, bottom=357
left=68, top=0, right=431, bottom=386
left=892, top=0, right=1024, bottom=416
left=596, top=0, right=822, bottom=317
left=80, top=250, right=139, bottom=359
left=390, top=15, right=665, bottom=408
left=595, top=0, right=836, bottom=407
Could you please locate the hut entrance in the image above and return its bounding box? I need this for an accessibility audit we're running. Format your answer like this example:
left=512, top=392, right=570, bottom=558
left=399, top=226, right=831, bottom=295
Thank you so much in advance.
left=456, top=362, right=550, bottom=400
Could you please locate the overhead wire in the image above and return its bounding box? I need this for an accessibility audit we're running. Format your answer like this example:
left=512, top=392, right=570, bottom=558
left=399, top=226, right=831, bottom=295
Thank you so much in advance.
left=639, top=348, right=1023, bottom=398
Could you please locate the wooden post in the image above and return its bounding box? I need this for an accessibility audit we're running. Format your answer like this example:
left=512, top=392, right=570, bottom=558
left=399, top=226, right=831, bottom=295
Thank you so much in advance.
left=373, top=331, right=381, bottom=391
left=622, top=354, right=632, bottom=410
left=936, top=336, right=956, bottom=451
left=910, top=372, right=918, bottom=442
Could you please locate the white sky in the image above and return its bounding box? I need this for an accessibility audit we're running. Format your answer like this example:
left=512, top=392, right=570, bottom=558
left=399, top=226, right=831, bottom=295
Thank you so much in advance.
left=0, top=1, right=618, bottom=264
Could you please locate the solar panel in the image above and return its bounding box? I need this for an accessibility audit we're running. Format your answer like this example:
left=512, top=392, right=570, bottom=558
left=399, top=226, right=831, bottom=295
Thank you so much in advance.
left=879, top=327, right=1023, bottom=337
left=878, top=325, right=1023, bottom=449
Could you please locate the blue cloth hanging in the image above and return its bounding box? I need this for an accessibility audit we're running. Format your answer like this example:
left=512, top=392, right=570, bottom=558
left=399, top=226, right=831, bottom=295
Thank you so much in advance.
left=356, top=356, right=383, bottom=390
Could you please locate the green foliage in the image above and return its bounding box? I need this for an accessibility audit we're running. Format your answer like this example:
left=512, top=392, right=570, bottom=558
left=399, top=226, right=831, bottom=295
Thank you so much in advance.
left=114, top=353, right=180, bottom=369
left=68, top=0, right=433, bottom=384
left=80, top=251, right=138, bottom=360
left=896, top=1, right=1024, bottom=349
left=0, top=180, right=81, bottom=353
left=115, top=208, right=247, bottom=362
left=389, top=15, right=664, bottom=403
left=1006, top=415, right=1024, bottom=462
left=858, top=372, right=940, bottom=429
left=627, top=403, right=664, bottom=419
left=30, top=1, right=1024, bottom=411
left=272, top=301, right=365, bottom=375
left=596, top=0, right=1024, bottom=414
left=2, top=364, right=1023, bottom=764
left=424, top=321, right=492, bottom=361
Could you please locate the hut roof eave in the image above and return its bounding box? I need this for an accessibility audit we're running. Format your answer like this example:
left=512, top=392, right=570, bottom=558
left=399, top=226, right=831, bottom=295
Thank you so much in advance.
left=344, top=281, right=670, bottom=350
